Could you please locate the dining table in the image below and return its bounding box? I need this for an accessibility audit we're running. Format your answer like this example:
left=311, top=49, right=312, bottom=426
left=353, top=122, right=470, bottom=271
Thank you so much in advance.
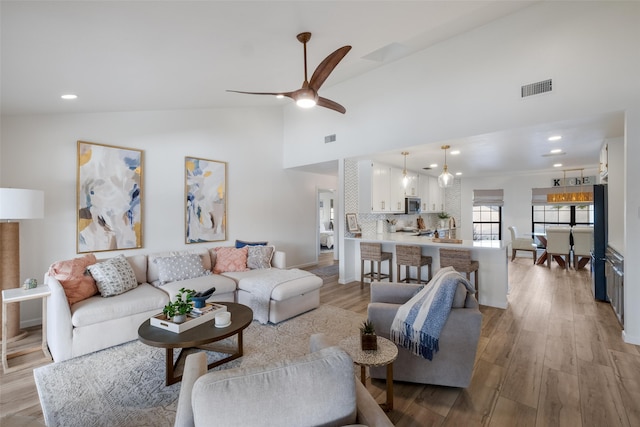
left=527, top=232, right=567, bottom=268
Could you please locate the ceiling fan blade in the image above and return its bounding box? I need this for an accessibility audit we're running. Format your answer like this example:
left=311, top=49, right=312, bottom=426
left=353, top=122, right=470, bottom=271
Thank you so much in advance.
left=226, top=90, right=293, bottom=99
left=309, top=45, right=352, bottom=92
left=317, top=97, right=346, bottom=114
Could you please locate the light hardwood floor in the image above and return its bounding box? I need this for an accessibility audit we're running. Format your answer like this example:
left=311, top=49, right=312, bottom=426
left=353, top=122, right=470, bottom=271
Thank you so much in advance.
left=1, top=254, right=638, bottom=426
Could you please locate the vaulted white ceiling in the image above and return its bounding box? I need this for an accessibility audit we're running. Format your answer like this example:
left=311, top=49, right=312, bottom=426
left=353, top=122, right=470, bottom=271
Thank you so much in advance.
left=1, top=1, right=624, bottom=177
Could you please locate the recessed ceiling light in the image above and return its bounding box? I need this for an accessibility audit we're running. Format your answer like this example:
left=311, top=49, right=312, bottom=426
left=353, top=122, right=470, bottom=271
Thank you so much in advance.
left=553, top=163, right=563, bottom=167
left=450, top=150, right=460, bottom=155
left=550, top=149, right=562, bottom=154
left=276, top=94, right=285, bottom=99
left=548, top=135, right=562, bottom=141
left=61, top=94, right=77, bottom=100
left=455, top=172, right=462, bottom=176
left=430, top=163, right=438, bottom=168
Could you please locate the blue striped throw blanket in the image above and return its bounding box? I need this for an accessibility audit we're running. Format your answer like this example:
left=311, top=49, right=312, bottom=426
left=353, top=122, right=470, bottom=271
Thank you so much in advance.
left=390, top=266, right=475, bottom=360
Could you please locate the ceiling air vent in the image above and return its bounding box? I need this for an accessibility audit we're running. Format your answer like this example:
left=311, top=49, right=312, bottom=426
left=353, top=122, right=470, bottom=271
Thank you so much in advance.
left=521, top=79, right=552, bottom=98
left=324, top=134, right=336, bottom=144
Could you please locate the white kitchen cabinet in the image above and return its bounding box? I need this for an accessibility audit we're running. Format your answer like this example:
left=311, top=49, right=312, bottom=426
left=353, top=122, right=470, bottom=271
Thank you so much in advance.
left=390, top=167, right=418, bottom=212
left=428, top=176, right=444, bottom=213
left=360, top=161, right=424, bottom=213
left=359, top=161, right=392, bottom=213
left=404, top=172, right=419, bottom=197
left=418, top=174, right=430, bottom=212
left=390, top=167, right=405, bottom=213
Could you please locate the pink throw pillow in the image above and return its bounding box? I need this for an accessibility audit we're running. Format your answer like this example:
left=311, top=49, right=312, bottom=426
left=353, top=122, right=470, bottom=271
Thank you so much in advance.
left=48, top=254, right=98, bottom=305
left=214, top=247, right=249, bottom=274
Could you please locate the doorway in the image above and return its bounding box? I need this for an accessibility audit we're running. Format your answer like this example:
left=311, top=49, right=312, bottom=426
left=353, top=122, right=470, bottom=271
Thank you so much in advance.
left=317, top=189, right=337, bottom=261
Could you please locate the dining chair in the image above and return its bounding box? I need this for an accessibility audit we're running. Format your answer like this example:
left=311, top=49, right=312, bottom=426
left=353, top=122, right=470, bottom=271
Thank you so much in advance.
left=545, top=226, right=572, bottom=269
left=571, top=226, right=593, bottom=270
left=508, top=226, right=537, bottom=264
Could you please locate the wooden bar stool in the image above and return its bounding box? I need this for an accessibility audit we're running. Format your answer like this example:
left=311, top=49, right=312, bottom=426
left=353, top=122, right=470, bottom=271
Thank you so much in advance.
left=395, top=245, right=433, bottom=284
left=439, top=248, right=480, bottom=300
left=360, top=242, right=393, bottom=289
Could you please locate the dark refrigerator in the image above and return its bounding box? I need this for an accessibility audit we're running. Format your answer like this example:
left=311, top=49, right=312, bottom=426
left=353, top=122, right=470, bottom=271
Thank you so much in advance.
left=591, top=184, right=608, bottom=301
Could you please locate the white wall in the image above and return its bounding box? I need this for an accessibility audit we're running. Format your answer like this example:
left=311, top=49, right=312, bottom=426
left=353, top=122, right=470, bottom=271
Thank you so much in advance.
left=1, top=107, right=337, bottom=326
left=607, top=137, right=624, bottom=252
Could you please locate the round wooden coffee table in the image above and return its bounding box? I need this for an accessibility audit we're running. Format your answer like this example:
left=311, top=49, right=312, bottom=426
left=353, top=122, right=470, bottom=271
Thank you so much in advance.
left=138, top=302, right=253, bottom=385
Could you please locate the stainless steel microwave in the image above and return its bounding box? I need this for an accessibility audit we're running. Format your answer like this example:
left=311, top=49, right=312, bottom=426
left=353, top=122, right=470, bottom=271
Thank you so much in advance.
left=405, top=197, right=421, bottom=214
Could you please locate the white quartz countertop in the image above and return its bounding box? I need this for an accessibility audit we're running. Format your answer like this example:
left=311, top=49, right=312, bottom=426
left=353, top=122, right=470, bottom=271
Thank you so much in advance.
left=346, top=232, right=505, bottom=250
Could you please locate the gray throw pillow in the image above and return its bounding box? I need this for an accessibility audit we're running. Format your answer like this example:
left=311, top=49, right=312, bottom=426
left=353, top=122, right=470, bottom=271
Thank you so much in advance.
left=154, top=253, right=211, bottom=285
left=87, top=255, right=138, bottom=297
left=247, top=245, right=275, bottom=269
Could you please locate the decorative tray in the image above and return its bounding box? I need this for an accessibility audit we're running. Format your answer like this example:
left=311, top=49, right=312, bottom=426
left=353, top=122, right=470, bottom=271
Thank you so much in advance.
left=150, top=303, right=227, bottom=333
left=432, top=238, right=463, bottom=244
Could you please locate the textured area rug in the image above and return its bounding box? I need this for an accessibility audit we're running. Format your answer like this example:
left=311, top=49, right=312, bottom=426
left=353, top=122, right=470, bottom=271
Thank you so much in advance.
left=34, top=305, right=365, bottom=427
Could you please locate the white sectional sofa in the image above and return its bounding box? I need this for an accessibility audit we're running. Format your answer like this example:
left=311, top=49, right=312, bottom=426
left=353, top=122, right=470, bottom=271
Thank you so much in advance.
left=45, top=246, right=323, bottom=362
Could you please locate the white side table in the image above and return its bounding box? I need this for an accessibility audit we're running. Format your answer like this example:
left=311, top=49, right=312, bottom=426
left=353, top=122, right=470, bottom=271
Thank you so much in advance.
left=2, top=285, right=52, bottom=373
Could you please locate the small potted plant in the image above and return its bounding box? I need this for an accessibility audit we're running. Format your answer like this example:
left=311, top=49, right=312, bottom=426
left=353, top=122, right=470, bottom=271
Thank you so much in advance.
left=360, top=319, right=377, bottom=351
left=162, top=288, right=196, bottom=324
left=437, top=211, right=450, bottom=229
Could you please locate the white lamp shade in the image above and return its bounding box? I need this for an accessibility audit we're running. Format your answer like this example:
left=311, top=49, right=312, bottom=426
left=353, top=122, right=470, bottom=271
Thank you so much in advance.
left=0, top=188, right=44, bottom=219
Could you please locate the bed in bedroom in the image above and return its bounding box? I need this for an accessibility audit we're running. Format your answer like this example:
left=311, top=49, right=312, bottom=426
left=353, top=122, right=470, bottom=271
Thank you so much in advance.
left=319, top=223, right=334, bottom=249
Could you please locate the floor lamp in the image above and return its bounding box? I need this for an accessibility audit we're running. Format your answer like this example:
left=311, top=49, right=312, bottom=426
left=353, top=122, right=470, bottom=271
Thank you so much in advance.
left=0, top=188, right=44, bottom=341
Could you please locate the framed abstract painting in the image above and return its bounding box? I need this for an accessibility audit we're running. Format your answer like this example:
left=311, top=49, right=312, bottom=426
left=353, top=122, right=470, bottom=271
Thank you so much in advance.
left=185, top=156, right=227, bottom=243
left=77, top=141, right=143, bottom=253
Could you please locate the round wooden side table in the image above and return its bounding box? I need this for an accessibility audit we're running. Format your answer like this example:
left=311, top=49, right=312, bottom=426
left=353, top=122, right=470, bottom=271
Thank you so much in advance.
left=339, top=335, right=398, bottom=411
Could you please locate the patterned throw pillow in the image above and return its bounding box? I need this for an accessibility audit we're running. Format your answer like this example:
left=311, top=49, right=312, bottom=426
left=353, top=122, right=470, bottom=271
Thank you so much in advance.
left=247, top=245, right=275, bottom=269
left=214, top=246, right=250, bottom=273
left=48, top=254, right=98, bottom=305
left=87, top=255, right=138, bottom=297
left=154, top=254, right=211, bottom=285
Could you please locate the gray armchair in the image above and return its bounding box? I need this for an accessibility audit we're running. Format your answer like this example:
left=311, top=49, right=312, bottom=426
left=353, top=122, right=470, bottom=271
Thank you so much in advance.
left=367, top=282, right=482, bottom=388
left=175, top=341, right=394, bottom=427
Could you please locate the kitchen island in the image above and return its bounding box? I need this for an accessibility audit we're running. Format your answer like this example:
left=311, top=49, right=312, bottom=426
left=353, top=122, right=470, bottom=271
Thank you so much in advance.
left=343, top=233, right=508, bottom=308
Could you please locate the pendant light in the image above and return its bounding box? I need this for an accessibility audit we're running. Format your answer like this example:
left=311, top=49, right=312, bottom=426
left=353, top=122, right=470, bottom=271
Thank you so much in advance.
left=438, top=145, right=454, bottom=188
left=401, top=151, right=409, bottom=188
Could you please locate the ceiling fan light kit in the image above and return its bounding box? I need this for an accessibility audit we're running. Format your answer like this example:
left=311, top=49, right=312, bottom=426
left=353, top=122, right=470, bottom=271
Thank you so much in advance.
left=227, top=32, right=351, bottom=114
left=438, top=145, right=454, bottom=188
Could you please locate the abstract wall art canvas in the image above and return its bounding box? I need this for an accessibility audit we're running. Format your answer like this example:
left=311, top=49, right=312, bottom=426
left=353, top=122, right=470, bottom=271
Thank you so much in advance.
left=185, top=156, right=227, bottom=243
left=77, top=141, right=143, bottom=253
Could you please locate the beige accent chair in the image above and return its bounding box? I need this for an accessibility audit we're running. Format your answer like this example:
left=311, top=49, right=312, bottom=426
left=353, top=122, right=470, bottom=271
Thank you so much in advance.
left=174, top=343, right=394, bottom=427
left=508, top=226, right=538, bottom=264
left=545, top=226, right=572, bottom=269
left=571, top=226, right=594, bottom=270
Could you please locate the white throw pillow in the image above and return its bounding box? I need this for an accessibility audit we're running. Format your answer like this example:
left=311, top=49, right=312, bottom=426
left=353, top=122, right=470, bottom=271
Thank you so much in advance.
left=87, top=255, right=138, bottom=297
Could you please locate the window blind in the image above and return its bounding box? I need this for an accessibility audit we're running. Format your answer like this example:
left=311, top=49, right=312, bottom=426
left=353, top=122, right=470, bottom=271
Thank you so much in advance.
left=473, top=189, right=504, bottom=206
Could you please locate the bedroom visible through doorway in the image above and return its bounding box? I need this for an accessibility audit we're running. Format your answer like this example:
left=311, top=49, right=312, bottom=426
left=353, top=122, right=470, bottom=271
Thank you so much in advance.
left=318, top=189, right=336, bottom=257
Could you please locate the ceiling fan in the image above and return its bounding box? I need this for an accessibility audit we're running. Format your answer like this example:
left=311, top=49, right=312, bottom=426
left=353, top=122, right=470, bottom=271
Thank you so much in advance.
left=227, top=32, right=352, bottom=114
